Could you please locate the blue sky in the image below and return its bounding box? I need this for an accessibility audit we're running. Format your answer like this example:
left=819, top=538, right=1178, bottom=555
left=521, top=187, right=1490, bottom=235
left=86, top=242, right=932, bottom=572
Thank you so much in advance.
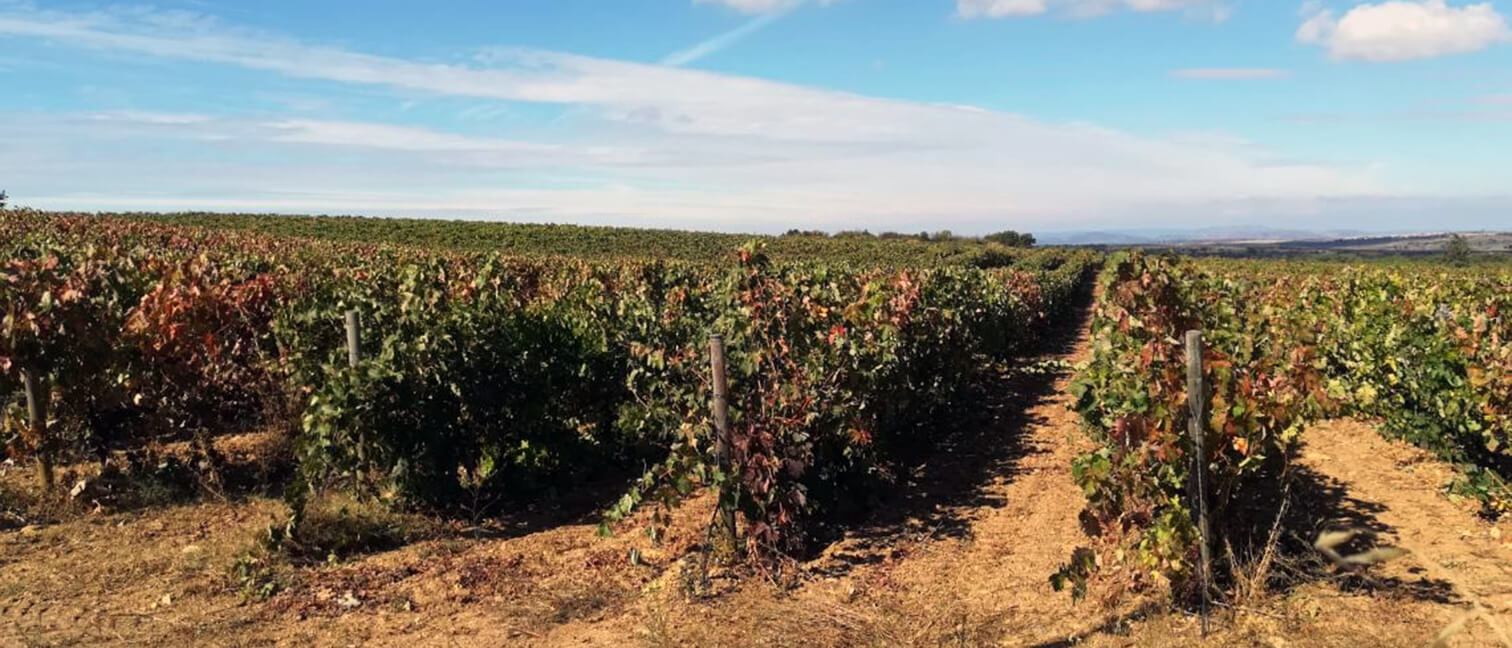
left=1, top=0, right=1510, bottom=234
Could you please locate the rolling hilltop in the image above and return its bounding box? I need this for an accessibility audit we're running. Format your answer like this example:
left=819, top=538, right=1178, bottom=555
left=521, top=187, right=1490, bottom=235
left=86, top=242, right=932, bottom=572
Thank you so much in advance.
left=1043, top=227, right=1512, bottom=256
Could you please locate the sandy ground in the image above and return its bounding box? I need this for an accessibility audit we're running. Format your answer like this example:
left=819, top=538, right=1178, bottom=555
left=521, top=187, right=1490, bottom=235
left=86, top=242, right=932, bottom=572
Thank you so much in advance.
left=1283, top=420, right=1512, bottom=646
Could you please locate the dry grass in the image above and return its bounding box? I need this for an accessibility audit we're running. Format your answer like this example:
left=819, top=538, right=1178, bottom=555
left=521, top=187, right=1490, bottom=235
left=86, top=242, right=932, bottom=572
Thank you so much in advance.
left=281, top=493, right=437, bottom=563
left=1223, top=466, right=1293, bottom=622
left=634, top=577, right=1011, bottom=648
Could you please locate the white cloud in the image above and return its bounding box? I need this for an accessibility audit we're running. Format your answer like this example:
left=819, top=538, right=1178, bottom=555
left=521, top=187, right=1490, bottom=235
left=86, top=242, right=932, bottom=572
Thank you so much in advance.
left=0, top=4, right=1401, bottom=232
left=958, top=0, right=1048, bottom=17
left=957, top=0, right=1227, bottom=19
left=1297, top=1, right=1511, bottom=62
left=86, top=110, right=213, bottom=125
left=1170, top=67, right=1290, bottom=79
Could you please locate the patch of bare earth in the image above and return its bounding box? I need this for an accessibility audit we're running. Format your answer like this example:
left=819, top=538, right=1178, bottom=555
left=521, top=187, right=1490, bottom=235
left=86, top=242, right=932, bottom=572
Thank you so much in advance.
left=1114, top=420, right=1512, bottom=648
left=1282, top=420, right=1512, bottom=646
left=0, top=457, right=717, bottom=647
left=0, top=496, right=285, bottom=646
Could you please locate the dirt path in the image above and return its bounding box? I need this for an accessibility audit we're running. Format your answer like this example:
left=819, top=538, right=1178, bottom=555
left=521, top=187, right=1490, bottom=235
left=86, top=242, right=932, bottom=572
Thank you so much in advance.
left=1284, top=420, right=1512, bottom=646
left=788, top=304, right=1105, bottom=645
left=536, top=296, right=1114, bottom=647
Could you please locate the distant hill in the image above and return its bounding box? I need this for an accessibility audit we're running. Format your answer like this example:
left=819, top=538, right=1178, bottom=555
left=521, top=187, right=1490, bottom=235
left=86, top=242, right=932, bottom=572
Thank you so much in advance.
left=1039, top=225, right=1372, bottom=246
left=1273, top=231, right=1512, bottom=253
left=1042, top=227, right=1512, bottom=255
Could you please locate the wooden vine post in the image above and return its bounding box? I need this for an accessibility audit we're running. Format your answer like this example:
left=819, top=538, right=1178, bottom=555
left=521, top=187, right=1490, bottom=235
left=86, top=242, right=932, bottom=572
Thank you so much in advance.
left=708, top=334, right=736, bottom=549
left=21, top=370, right=53, bottom=491
left=345, top=309, right=362, bottom=368
left=345, top=309, right=365, bottom=465
left=1186, top=330, right=1212, bottom=636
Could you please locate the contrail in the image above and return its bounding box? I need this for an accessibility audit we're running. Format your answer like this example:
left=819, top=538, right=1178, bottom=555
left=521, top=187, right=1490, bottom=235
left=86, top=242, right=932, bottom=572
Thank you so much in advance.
left=661, top=4, right=799, bottom=67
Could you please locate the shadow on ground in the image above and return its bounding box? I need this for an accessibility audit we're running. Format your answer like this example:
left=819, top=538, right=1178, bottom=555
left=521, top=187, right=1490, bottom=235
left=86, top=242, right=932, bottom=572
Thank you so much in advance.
left=1220, top=452, right=1459, bottom=606
left=807, top=286, right=1095, bottom=576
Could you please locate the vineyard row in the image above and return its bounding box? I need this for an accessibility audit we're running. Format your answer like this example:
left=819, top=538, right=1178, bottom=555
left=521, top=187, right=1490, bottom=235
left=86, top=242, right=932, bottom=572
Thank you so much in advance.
left=1058, top=252, right=1512, bottom=598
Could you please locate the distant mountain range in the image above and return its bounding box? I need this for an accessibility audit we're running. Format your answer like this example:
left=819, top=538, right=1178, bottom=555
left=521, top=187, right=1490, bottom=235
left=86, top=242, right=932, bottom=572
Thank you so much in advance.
left=1037, top=226, right=1376, bottom=246
left=1037, top=227, right=1512, bottom=254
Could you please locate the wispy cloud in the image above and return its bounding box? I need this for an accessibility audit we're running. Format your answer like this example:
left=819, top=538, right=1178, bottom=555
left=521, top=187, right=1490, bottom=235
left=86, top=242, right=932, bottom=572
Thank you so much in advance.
left=77, top=111, right=650, bottom=165
left=663, top=8, right=793, bottom=66
left=957, top=0, right=1229, bottom=20
left=1280, top=107, right=1512, bottom=124
left=86, top=110, right=214, bottom=125
left=1171, top=67, right=1290, bottom=80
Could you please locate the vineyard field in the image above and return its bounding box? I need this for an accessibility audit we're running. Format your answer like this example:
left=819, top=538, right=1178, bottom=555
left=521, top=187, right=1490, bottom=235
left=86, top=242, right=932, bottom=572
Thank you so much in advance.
left=3, top=211, right=1509, bottom=646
